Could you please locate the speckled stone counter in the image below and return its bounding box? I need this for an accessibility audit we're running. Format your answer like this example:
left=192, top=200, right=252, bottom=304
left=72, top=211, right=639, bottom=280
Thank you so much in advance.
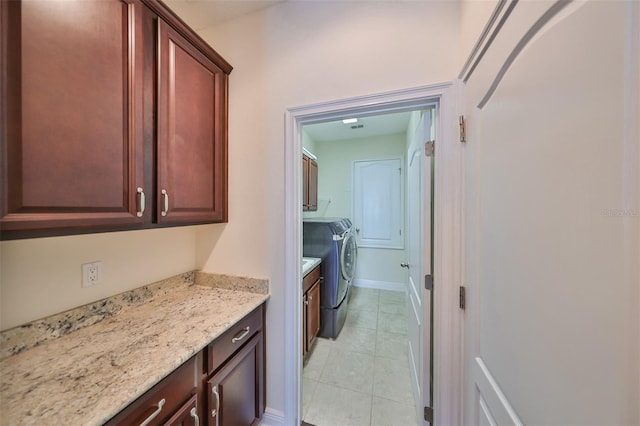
left=0, top=271, right=269, bottom=426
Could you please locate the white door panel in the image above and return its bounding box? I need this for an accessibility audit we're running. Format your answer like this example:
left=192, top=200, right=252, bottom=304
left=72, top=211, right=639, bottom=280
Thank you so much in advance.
left=406, top=110, right=433, bottom=424
left=462, top=0, right=639, bottom=424
left=478, top=395, right=496, bottom=426
left=353, top=158, right=403, bottom=249
left=473, top=358, right=522, bottom=426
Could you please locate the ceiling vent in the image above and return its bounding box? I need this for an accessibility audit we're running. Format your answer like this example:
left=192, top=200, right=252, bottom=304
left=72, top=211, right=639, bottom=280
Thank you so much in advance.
left=351, top=124, right=364, bottom=129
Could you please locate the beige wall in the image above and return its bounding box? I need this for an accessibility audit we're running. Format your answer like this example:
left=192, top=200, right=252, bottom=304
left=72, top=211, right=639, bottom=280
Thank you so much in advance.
left=313, top=133, right=408, bottom=285
left=0, top=0, right=461, bottom=419
left=459, top=0, right=499, bottom=73
left=0, top=227, right=200, bottom=330
left=195, top=0, right=460, bottom=416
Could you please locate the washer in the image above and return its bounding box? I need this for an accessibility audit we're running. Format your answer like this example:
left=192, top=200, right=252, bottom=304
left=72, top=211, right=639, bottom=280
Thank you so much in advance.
left=303, top=217, right=357, bottom=338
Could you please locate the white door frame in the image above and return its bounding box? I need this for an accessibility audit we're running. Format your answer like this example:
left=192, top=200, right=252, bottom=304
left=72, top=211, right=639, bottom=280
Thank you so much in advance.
left=283, top=83, right=463, bottom=425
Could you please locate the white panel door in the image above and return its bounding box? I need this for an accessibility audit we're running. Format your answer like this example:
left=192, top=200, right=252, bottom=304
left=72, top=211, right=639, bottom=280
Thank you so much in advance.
left=462, top=0, right=639, bottom=424
left=406, top=110, right=433, bottom=424
left=353, top=158, right=403, bottom=249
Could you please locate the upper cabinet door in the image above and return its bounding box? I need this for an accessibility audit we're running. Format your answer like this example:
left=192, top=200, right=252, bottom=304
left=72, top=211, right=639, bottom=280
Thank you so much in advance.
left=0, top=0, right=145, bottom=236
left=302, top=156, right=310, bottom=211
left=157, top=19, right=228, bottom=224
left=307, top=158, right=318, bottom=211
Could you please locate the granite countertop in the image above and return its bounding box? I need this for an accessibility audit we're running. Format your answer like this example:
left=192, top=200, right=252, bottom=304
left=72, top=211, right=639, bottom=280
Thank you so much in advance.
left=0, top=271, right=269, bottom=426
left=302, top=257, right=321, bottom=277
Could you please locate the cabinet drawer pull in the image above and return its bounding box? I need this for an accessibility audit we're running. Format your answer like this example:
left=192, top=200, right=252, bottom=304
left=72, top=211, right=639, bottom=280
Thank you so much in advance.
left=139, top=398, right=165, bottom=426
left=231, top=326, right=250, bottom=343
left=161, top=189, right=169, bottom=216
left=211, top=385, right=220, bottom=426
left=137, top=187, right=145, bottom=217
left=190, top=407, right=199, bottom=426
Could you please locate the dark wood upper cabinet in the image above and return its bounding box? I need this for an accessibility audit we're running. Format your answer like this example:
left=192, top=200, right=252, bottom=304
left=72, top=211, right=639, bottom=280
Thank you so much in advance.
left=1, top=0, right=145, bottom=235
left=308, top=157, right=318, bottom=211
left=157, top=19, right=228, bottom=224
left=302, top=154, right=318, bottom=212
left=0, top=0, right=231, bottom=239
left=302, top=156, right=310, bottom=211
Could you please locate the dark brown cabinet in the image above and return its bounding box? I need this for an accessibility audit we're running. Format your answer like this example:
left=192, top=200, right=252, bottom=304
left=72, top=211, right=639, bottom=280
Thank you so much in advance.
left=302, top=154, right=318, bottom=211
left=205, top=305, right=265, bottom=426
left=0, top=0, right=231, bottom=239
left=164, top=395, right=200, bottom=426
left=106, top=355, right=199, bottom=426
left=303, top=265, right=321, bottom=358
left=207, top=333, right=263, bottom=426
left=157, top=19, right=228, bottom=224
left=107, top=304, right=265, bottom=426
left=1, top=0, right=146, bottom=235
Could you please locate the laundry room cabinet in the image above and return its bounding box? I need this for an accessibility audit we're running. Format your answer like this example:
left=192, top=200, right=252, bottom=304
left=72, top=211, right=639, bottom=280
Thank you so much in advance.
left=302, top=154, right=318, bottom=211
left=204, top=305, right=265, bottom=426
left=303, top=264, right=321, bottom=358
left=0, top=0, right=231, bottom=240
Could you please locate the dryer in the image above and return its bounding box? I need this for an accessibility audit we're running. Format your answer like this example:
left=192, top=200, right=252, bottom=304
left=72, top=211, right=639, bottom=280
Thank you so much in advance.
left=303, top=217, right=357, bottom=338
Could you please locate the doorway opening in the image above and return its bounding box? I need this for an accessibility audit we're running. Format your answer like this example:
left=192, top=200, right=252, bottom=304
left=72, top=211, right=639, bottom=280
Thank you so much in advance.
left=283, top=83, right=463, bottom=426
left=300, top=107, right=435, bottom=426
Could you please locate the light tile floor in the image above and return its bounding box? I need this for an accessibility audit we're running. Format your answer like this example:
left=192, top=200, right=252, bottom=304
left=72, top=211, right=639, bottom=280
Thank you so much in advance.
left=302, top=287, right=419, bottom=426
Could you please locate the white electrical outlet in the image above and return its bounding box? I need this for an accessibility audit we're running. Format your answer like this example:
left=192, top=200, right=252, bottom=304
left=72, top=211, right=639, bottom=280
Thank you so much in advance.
left=82, top=261, right=103, bottom=288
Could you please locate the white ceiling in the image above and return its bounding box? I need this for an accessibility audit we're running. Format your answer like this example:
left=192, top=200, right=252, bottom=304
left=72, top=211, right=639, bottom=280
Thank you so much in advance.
left=163, top=0, right=286, bottom=30
left=303, top=111, right=413, bottom=143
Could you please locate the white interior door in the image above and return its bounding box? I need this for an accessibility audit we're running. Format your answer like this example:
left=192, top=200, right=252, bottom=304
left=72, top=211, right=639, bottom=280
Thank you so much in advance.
left=406, top=110, right=433, bottom=424
left=352, top=158, right=404, bottom=249
left=462, top=1, right=639, bottom=424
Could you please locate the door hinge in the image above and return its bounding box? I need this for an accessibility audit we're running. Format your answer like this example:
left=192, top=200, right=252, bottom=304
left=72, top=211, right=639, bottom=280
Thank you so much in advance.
left=459, top=115, right=467, bottom=143
left=459, top=285, right=466, bottom=309
left=425, top=140, right=435, bottom=157
left=425, top=274, right=433, bottom=290
left=424, top=406, right=434, bottom=422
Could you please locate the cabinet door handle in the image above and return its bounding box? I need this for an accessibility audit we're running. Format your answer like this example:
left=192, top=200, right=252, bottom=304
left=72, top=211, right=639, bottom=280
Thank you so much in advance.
left=137, top=187, right=145, bottom=217
left=190, top=406, right=199, bottom=426
left=211, top=385, right=220, bottom=426
left=231, top=326, right=250, bottom=343
left=161, top=189, right=169, bottom=216
left=139, top=398, right=165, bottom=426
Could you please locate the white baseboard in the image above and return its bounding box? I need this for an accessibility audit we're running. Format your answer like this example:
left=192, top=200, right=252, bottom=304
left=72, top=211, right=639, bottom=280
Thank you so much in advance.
left=259, top=407, right=286, bottom=426
left=352, top=278, right=406, bottom=292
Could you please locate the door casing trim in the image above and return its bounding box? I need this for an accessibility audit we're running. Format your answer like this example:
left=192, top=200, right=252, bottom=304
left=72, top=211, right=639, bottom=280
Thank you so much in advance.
left=283, top=82, right=463, bottom=425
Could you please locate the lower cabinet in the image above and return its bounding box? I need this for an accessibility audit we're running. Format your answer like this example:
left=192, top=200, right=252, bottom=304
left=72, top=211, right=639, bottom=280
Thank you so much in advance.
left=106, top=355, right=199, bottom=426
left=107, top=305, right=264, bottom=426
left=305, top=281, right=320, bottom=351
left=303, top=265, right=321, bottom=359
left=164, top=395, right=199, bottom=426
left=204, top=305, right=265, bottom=426
left=207, top=333, right=263, bottom=426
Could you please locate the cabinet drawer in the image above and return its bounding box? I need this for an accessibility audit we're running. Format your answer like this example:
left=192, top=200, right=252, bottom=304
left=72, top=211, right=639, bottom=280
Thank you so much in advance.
left=106, top=355, right=198, bottom=426
left=303, top=265, right=320, bottom=293
left=206, top=305, right=263, bottom=376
